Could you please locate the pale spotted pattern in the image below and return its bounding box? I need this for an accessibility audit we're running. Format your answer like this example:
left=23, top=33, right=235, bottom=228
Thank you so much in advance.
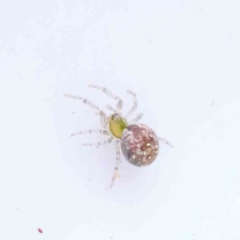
left=120, top=124, right=159, bottom=166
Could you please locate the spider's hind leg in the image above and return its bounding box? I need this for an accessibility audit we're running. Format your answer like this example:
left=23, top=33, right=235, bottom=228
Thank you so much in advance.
left=70, top=129, right=114, bottom=147
left=158, top=137, right=174, bottom=148
left=109, top=140, right=121, bottom=189
left=82, top=137, right=114, bottom=147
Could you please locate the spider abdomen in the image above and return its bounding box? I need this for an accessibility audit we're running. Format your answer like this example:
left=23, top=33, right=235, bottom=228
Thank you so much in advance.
left=120, top=124, right=159, bottom=166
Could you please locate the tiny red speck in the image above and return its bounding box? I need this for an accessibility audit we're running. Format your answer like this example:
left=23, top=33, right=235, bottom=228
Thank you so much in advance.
left=38, top=228, right=43, bottom=233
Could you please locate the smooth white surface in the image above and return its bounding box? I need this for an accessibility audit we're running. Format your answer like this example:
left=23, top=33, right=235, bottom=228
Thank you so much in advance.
left=0, top=0, right=240, bottom=239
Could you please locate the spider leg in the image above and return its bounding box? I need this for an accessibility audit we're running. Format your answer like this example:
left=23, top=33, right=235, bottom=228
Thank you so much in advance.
left=158, top=137, right=174, bottom=148
left=99, top=111, right=108, bottom=128
left=63, top=94, right=100, bottom=111
left=109, top=140, right=121, bottom=189
left=88, top=85, right=123, bottom=112
left=70, top=129, right=110, bottom=137
left=125, top=89, right=138, bottom=119
left=129, top=113, right=143, bottom=124
left=63, top=94, right=108, bottom=128
left=82, top=137, right=114, bottom=147
left=106, top=105, right=116, bottom=113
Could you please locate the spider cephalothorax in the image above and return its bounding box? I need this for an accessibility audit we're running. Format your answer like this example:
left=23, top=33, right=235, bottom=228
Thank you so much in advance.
left=64, top=85, right=172, bottom=188
left=109, top=113, right=128, bottom=138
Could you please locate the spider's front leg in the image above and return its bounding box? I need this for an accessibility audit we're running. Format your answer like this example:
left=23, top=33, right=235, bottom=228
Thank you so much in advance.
left=98, top=111, right=108, bottom=129
left=109, top=140, right=121, bottom=189
left=88, top=85, right=123, bottom=113
left=63, top=94, right=108, bottom=128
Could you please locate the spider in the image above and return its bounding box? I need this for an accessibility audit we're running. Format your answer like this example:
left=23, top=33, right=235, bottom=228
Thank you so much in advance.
left=64, top=85, right=173, bottom=188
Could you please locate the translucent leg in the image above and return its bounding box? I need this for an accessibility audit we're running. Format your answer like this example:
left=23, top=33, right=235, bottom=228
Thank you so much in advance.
left=88, top=85, right=123, bottom=111
left=63, top=94, right=108, bottom=128
left=158, top=137, right=174, bottom=148
left=129, top=113, right=143, bottom=124
left=70, top=129, right=110, bottom=137
left=109, top=140, right=121, bottom=189
left=106, top=105, right=116, bottom=113
left=82, top=137, right=114, bottom=147
left=63, top=94, right=101, bottom=112
left=125, top=89, right=138, bottom=118
left=99, top=111, right=108, bottom=128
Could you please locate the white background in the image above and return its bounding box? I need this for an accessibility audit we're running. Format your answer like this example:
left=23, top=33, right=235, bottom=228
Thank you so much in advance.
left=0, top=0, right=240, bottom=239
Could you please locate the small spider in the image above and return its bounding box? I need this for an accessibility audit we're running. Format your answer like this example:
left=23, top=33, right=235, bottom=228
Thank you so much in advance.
left=64, top=85, right=173, bottom=188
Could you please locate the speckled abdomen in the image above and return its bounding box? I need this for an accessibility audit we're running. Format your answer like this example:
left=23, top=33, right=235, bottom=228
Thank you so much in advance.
left=120, top=124, right=159, bottom=166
